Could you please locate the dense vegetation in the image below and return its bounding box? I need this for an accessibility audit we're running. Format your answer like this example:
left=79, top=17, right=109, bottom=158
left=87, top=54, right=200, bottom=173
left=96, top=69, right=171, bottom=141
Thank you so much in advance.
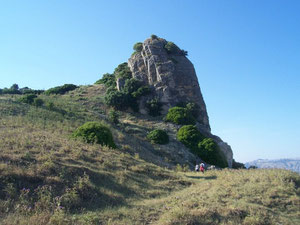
left=198, top=138, right=228, bottom=168
left=45, top=84, right=78, bottom=95
left=165, top=106, right=195, bottom=125
left=164, top=41, right=188, bottom=56
left=94, top=73, right=116, bottom=87
left=98, top=63, right=152, bottom=112
left=133, top=42, right=143, bottom=52
left=72, top=121, right=116, bottom=148
left=177, top=125, right=204, bottom=150
left=0, top=84, right=44, bottom=95
left=176, top=125, right=228, bottom=168
left=146, top=97, right=162, bottom=116
left=147, top=129, right=169, bottom=145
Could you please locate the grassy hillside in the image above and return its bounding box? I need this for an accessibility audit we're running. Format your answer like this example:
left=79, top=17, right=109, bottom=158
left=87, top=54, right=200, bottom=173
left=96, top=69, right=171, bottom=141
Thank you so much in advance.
left=0, top=86, right=299, bottom=224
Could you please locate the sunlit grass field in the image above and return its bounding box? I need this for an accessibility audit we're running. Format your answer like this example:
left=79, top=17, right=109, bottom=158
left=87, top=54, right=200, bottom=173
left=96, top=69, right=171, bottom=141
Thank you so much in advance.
left=0, top=88, right=299, bottom=224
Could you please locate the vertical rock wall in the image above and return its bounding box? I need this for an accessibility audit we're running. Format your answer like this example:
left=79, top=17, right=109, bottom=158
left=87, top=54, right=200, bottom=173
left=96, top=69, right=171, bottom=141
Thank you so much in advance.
left=127, top=37, right=233, bottom=167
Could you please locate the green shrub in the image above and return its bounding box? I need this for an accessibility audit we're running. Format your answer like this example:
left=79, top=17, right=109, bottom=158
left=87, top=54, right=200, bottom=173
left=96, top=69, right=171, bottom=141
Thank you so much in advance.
left=146, top=98, right=162, bottom=116
left=165, top=106, right=195, bottom=125
left=131, top=86, right=151, bottom=98
left=123, top=78, right=143, bottom=94
left=164, top=41, right=188, bottom=56
left=198, top=138, right=228, bottom=168
left=45, top=84, right=78, bottom=95
left=164, top=41, right=181, bottom=54
left=114, top=62, right=132, bottom=79
left=147, top=129, right=169, bottom=144
left=151, top=34, right=158, bottom=39
left=105, top=86, right=117, bottom=94
left=104, top=78, right=146, bottom=112
left=181, top=49, right=188, bottom=56
left=1, top=87, right=21, bottom=94
left=104, top=90, right=129, bottom=110
left=33, top=98, right=44, bottom=107
left=72, top=122, right=116, bottom=148
left=95, top=73, right=116, bottom=87
left=20, top=87, right=44, bottom=95
left=19, top=94, right=37, bottom=104
left=176, top=125, right=204, bottom=150
left=133, top=42, right=143, bottom=52
left=108, top=109, right=119, bottom=124
left=232, top=159, right=246, bottom=169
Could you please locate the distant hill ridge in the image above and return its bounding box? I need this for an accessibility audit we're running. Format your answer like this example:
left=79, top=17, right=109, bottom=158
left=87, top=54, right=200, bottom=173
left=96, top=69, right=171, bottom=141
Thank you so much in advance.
left=245, top=158, right=300, bottom=173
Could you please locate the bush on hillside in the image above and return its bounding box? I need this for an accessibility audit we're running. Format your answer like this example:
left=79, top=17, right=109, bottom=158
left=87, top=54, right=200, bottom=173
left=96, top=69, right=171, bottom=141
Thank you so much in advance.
left=10, top=83, right=19, bottom=91
left=147, top=129, right=169, bottom=145
left=198, top=138, right=228, bottom=168
left=72, top=122, right=116, bottom=148
left=131, top=86, right=151, bottom=98
left=19, top=94, right=38, bottom=104
left=114, top=62, right=132, bottom=79
left=104, top=90, right=129, bottom=110
left=146, top=98, right=162, bottom=116
left=33, top=98, right=44, bottom=107
left=105, top=86, right=117, bottom=94
left=1, top=88, right=21, bottom=95
left=20, top=87, right=44, bottom=95
left=123, top=78, right=143, bottom=94
left=232, top=159, right=246, bottom=169
left=176, top=125, right=204, bottom=150
left=104, top=77, right=151, bottom=112
left=95, top=73, right=116, bottom=88
left=165, top=106, right=195, bottom=125
left=108, top=109, right=119, bottom=124
left=133, top=42, right=143, bottom=52
left=45, top=84, right=78, bottom=95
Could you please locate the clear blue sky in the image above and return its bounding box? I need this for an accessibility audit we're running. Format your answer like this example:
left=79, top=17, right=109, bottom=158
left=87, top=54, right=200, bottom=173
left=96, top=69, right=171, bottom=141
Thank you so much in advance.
left=1, top=0, right=299, bottom=162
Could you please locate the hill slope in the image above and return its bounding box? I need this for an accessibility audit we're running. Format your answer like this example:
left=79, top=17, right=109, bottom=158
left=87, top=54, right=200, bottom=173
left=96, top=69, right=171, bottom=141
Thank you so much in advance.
left=0, top=88, right=299, bottom=224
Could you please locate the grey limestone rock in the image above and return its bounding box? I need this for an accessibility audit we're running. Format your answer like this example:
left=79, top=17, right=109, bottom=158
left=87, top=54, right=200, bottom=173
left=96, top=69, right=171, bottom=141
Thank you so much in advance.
left=128, top=37, right=233, bottom=167
left=128, top=38, right=210, bottom=131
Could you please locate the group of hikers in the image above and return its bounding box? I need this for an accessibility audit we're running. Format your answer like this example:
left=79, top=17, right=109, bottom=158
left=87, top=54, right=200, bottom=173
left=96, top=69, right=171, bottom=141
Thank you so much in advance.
left=195, top=162, right=205, bottom=173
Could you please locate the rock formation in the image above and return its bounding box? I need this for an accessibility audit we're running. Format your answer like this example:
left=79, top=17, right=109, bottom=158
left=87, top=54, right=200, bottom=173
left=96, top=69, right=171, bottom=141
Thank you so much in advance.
left=126, top=36, right=233, bottom=167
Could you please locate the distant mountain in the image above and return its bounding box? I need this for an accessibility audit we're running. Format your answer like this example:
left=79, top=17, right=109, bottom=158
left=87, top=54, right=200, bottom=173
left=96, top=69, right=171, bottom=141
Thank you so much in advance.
left=245, top=158, right=300, bottom=173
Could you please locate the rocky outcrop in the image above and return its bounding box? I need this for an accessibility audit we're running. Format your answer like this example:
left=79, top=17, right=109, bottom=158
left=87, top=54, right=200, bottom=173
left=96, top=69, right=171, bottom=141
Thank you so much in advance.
left=127, top=37, right=233, bottom=167
left=128, top=38, right=210, bottom=132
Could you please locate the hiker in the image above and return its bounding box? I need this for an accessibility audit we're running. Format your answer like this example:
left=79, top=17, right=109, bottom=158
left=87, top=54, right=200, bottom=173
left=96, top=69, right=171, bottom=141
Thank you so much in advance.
left=200, top=163, right=205, bottom=173
left=195, top=164, right=199, bottom=172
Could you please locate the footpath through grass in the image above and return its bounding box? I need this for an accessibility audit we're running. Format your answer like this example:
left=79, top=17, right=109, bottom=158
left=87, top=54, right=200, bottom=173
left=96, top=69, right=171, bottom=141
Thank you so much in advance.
left=0, top=94, right=299, bottom=224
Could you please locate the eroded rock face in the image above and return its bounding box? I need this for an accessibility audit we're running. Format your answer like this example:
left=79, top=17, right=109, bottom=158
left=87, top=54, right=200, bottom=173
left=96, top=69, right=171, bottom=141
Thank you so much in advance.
left=127, top=37, right=233, bottom=167
left=128, top=38, right=210, bottom=132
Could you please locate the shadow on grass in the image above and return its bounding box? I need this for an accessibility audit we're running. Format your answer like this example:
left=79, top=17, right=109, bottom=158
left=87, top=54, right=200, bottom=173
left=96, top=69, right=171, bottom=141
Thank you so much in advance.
left=185, top=175, right=217, bottom=180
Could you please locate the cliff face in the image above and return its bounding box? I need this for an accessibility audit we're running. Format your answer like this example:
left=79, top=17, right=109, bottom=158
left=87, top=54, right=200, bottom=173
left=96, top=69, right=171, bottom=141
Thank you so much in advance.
left=126, top=37, right=233, bottom=167
left=128, top=38, right=210, bottom=132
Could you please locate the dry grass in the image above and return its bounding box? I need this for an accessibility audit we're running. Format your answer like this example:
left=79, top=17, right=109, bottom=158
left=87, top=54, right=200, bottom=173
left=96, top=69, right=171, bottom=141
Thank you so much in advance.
left=0, top=88, right=299, bottom=224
